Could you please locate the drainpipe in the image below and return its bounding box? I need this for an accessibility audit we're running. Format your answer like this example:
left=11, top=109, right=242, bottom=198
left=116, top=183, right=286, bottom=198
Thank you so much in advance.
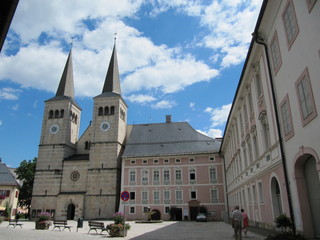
left=221, top=155, right=230, bottom=222
left=252, top=33, right=296, bottom=234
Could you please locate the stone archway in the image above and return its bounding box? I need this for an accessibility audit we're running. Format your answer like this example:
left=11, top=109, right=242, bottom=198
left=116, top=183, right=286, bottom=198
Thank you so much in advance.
left=67, top=203, right=75, bottom=220
left=270, top=177, right=283, bottom=219
left=151, top=209, right=161, bottom=220
left=295, top=151, right=320, bottom=239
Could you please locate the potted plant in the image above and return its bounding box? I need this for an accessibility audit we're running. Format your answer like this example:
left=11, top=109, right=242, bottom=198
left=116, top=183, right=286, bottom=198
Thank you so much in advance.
left=106, top=212, right=131, bottom=237
left=35, top=212, right=51, bottom=230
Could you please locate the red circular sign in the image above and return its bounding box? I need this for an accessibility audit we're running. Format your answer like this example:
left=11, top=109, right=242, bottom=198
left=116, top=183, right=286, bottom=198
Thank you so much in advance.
left=121, top=191, right=130, bottom=201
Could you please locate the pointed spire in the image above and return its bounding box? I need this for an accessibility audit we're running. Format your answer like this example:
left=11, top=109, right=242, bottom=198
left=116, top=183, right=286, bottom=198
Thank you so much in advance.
left=102, top=42, right=121, bottom=95
left=56, top=48, right=75, bottom=99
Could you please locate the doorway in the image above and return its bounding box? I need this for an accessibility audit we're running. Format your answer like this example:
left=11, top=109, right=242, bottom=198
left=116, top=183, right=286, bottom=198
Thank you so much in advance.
left=304, top=156, right=320, bottom=238
left=67, top=204, right=75, bottom=220
left=271, top=177, right=283, bottom=219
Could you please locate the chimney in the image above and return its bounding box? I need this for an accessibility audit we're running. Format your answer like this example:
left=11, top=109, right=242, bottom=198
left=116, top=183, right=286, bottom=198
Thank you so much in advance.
left=166, top=115, right=172, bottom=123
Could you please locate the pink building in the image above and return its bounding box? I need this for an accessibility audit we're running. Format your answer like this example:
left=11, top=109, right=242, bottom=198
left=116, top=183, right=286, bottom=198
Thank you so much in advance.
left=221, top=0, right=320, bottom=238
left=121, top=117, right=226, bottom=221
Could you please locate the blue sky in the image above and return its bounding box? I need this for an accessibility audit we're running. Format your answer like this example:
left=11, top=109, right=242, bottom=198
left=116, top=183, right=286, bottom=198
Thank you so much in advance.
left=0, top=0, right=262, bottom=167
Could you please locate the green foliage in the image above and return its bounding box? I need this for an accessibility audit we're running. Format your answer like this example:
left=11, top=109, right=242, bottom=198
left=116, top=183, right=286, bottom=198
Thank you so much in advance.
left=275, top=213, right=292, bottom=231
left=15, top=157, right=37, bottom=216
left=265, top=232, right=306, bottom=240
left=37, top=212, right=51, bottom=223
left=5, top=201, right=12, bottom=219
left=265, top=214, right=306, bottom=240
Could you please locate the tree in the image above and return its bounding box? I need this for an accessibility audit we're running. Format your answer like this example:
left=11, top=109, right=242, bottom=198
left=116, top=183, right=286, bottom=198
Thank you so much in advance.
left=15, top=157, right=37, bottom=217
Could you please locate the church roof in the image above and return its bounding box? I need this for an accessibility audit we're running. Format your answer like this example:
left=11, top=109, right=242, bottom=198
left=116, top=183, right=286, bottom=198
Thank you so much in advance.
left=96, top=44, right=121, bottom=98
left=0, top=163, right=19, bottom=186
left=123, top=122, right=220, bottom=158
left=46, top=49, right=81, bottom=109
left=55, top=49, right=74, bottom=98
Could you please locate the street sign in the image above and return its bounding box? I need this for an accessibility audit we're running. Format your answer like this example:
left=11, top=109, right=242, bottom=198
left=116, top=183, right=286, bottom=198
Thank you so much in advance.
left=120, top=191, right=130, bottom=201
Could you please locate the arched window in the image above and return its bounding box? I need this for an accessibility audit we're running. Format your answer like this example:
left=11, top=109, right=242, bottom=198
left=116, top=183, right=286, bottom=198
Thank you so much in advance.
left=74, top=115, right=77, bottom=124
left=49, top=110, right=53, bottom=119
left=55, top=110, right=59, bottom=118
left=60, top=109, right=64, bottom=118
left=104, top=106, right=109, bottom=115
left=98, top=107, right=103, bottom=116
left=110, top=106, right=115, bottom=115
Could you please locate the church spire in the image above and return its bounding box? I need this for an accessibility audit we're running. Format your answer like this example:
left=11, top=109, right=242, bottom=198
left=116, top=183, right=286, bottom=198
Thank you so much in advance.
left=55, top=49, right=75, bottom=99
left=102, top=43, right=121, bottom=95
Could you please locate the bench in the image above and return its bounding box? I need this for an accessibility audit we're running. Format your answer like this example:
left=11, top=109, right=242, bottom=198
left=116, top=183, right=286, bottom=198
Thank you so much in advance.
left=88, top=221, right=107, bottom=234
left=52, top=220, right=72, bottom=231
left=7, top=219, right=23, bottom=228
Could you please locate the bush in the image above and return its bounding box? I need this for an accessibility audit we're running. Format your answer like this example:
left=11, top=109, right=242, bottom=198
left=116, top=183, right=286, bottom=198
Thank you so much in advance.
left=275, top=214, right=292, bottom=231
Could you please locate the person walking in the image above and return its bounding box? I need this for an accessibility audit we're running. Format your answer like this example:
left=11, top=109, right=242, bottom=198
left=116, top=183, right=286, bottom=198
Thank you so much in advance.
left=232, top=205, right=243, bottom=240
left=241, top=209, right=248, bottom=237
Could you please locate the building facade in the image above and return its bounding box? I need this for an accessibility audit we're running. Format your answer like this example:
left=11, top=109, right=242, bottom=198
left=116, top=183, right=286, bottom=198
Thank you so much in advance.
left=221, top=0, right=320, bottom=238
left=31, top=44, right=225, bottom=221
left=120, top=119, right=225, bottom=221
left=0, top=162, right=20, bottom=219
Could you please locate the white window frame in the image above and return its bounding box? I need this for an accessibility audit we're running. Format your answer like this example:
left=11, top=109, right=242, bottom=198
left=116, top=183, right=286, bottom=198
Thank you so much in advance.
left=280, top=94, right=294, bottom=141
left=295, top=68, right=317, bottom=127
left=282, top=0, right=299, bottom=49
left=270, top=31, right=282, bottom=74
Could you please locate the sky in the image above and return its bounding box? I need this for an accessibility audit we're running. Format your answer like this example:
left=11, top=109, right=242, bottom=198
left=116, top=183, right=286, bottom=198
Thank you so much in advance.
left=0, top=0, right=262, bottom=168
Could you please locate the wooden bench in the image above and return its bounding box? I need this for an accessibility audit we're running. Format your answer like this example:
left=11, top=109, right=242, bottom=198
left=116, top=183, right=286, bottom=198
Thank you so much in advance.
left=88, top=221, right=107, bottom=234
left=7, top=219, right=23, bottom=228
left=52, top=220, right=72, bottom=231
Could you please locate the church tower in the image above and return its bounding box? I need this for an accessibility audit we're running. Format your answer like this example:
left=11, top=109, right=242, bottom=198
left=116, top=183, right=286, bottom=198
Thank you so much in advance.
left=85, top=43, right=128, bottom=219
left=32, top=49, right=81, bottom=212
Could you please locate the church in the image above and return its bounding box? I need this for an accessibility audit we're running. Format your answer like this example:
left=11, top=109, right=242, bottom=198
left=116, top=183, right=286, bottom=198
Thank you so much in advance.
left=31, top=44, right=225, bottom=221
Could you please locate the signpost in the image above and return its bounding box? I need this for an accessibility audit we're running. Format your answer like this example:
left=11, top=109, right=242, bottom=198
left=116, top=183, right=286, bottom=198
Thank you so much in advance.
left=121, top=191, right=130, bottom=221
left=121, top=191, right=130, bottom=201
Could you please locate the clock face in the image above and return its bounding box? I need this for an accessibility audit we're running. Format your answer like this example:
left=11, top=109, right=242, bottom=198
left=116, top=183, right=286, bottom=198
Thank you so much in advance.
left=100, top=121, right=110, bottom=131
left=49, top=124, right=59, bottom=134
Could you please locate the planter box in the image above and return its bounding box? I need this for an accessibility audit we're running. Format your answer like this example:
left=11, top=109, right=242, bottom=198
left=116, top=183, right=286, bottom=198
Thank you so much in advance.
left=108, top=228, right=128, bottom=237
left=35, top=222, right=49, bottom=230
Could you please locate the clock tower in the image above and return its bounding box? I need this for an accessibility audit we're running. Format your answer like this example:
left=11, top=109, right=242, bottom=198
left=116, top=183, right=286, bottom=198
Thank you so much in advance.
left=85, top=43, right=127, bottom=218
left=32, top=49, right=81, bottom=208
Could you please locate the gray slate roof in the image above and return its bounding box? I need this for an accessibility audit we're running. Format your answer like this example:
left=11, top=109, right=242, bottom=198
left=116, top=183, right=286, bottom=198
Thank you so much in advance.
left=123, top=122, right=220, bottom=158
left=0, top=163, right=19, bottom=186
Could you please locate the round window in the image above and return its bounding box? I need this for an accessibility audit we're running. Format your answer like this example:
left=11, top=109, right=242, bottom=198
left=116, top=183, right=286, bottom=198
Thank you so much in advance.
left=70, top=171, right=80, bottom=181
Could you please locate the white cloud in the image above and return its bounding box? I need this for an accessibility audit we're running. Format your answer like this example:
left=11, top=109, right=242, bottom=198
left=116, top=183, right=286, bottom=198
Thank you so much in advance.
left=200, top=1, right=262, bottom=68
left=122, top=56, right=219, bottom=94
left=197, top=128, right=222, bottom=138
left=12, top=104, right=19, bottom=111
left=11, top=0, right=144, bottom=43
left=143, top=0, right=261, bottom=68
left=126, top=94, right=156, bottom=104
left=0, top=0, right=260, bottom=100
left=152, top=100, right=176, bottom=109
left=189, top=102, right=195, bottom=110
left=205, top=103, right=232, bottom=127
left=0, top=88, right=21, bottom=100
